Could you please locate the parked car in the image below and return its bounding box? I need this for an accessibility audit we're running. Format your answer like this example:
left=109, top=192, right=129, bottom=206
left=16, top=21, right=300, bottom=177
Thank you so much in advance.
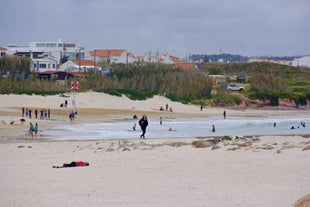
left=216, top=83, right=227, bottom=89
left=227, top=84, right=244, bottom=91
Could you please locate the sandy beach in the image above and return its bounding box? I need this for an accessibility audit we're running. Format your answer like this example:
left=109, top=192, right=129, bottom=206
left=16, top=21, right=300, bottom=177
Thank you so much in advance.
left=0, top=92, right=310, bottom=207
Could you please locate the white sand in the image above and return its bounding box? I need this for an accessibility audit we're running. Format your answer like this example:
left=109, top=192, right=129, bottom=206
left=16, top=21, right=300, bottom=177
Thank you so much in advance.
left=0, top=91, right=200, bottom=112
left=0, top=92, right=309, bottom=207
left=0, top=136, right=310, bottom=207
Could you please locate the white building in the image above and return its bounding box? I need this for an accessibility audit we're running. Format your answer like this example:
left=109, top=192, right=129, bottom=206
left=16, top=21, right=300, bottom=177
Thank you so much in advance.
left=292, top=56, right=310, bottom=68
left=5, top=39, right=87, bottom=71
left=90, top=49, right=136, bottom=64
left=59, top=60, right=101, bottom=72
left=32, top=55, right=58, bottom=72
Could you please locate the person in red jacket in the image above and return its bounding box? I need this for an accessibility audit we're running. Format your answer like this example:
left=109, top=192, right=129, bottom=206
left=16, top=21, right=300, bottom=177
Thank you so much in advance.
left=53, top=161, right=89, bottom=168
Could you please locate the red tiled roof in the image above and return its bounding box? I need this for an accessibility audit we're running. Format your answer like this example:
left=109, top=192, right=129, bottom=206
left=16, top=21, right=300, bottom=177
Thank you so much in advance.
left=90, top=49, right=126, bottom=57
left=174, top=62, right=196, bottom=69
left=72, top=60, right=100, bottom=67
left=0, top=47, right=7, bottom=51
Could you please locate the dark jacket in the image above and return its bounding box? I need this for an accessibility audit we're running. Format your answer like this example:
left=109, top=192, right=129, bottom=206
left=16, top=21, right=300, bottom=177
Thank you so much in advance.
left=139, top=118, right=148, bottom=129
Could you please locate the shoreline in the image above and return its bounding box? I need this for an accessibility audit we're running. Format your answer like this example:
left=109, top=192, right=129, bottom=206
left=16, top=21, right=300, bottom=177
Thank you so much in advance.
left=1, top=92, right=309, bottom=142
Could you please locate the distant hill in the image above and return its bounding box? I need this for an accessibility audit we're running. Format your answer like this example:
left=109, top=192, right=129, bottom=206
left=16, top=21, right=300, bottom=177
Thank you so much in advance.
left=190, top=53, right=302, bottom=63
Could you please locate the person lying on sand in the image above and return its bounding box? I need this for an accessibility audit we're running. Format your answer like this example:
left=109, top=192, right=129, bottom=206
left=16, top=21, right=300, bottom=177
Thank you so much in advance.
left=53, top=161, right=89, bottom=168
left=20, top=118, right=26, bottom=125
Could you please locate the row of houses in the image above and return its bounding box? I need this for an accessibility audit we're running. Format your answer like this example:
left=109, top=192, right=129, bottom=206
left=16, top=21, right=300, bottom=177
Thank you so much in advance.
left=1, top=39, right=202, bottom=73
left=1, top=39, right=310, bottom=74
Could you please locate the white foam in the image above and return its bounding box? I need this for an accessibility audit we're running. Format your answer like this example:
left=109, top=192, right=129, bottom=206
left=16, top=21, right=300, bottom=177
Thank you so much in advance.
left=43, top=116, right=310, bottom=140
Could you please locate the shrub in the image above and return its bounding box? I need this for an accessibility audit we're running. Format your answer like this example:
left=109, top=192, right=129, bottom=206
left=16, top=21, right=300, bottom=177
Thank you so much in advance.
left=223, top=135, right=232, bottom=141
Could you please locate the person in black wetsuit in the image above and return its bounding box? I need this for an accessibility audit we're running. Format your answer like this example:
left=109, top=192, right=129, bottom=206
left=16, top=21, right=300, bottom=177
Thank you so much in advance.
left=139, top=114, right=148, bottom=139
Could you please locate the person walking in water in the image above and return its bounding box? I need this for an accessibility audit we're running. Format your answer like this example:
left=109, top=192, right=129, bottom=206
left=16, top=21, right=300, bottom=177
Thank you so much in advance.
left=139, top=115, right=148, bottom=139
left=211, top=125, right=216, bottom=133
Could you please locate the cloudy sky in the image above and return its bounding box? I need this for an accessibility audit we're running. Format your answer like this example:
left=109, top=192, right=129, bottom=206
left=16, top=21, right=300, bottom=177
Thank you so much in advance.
left=1, top=0, right=309, bottom=57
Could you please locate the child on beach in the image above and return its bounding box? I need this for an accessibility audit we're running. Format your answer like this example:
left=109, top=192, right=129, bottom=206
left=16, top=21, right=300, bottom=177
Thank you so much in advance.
left=28, top=123, right=34, bottom=138
left=34, top=123, right=39, bottom=138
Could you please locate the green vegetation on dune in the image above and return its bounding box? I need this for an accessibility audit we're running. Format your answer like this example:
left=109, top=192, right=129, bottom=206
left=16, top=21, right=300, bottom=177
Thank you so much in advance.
left=0, top=56, right=309, bottom=107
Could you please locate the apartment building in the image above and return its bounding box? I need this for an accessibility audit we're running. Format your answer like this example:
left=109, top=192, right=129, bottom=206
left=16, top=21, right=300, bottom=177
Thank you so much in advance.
left=6, top=39, right=87, bottom=71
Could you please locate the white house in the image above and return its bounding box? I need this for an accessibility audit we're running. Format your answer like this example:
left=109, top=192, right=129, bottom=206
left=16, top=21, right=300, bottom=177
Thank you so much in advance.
left=90, top=49, right=136, bottom=64
left=59, top=60, right=101, bottom=72
left=32, top=55, right=58, bottom=72
left=127, top=53, right=181, bottom=64
left=292, top=56, right=310, bottom=68
left=6, top=39, right=87, bottom=65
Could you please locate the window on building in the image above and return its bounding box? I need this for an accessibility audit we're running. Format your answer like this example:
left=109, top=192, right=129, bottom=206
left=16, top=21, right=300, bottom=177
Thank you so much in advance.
left=37, top=43, right=46, bottom=47
left=46, top=43, right=57, bottom=47
left=40, top=64, right=47, bottom=68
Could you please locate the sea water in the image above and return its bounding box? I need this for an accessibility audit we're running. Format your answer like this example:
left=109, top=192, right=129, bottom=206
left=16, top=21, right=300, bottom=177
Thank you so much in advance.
left=43, top=115, right=310, bottom=140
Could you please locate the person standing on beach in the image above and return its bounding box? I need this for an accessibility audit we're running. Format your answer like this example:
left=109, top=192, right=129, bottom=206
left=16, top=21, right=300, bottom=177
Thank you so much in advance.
left=223, top=110, right=226, bottom=119
left=139, top=115, right=148, bottom=139
left=34, top=109, right=38, bottom=119
left=48, top=108, right=51, bottom=119
left=34, top=123, right=39, bottom=138
left=69, top=111, right=75, bottom=124
left=29, top=109, right=32, bottom=119
left=28, top=123, right=34, bottom=138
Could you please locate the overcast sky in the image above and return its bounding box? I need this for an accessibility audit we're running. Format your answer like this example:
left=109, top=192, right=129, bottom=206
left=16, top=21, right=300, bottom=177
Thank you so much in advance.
left=1, top=0, right=309, bottom=57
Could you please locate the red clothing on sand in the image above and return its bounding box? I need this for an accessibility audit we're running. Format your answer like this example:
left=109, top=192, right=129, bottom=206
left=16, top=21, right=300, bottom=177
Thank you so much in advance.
left=75, top=161, right=87, bottom=167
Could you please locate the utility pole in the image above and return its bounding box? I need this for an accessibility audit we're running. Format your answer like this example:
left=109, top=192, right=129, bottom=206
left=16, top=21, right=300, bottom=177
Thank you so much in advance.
left=126, top=52, right=129, bottom=68
left=93, top=50, right=96, bottom=69
left=78, top=47, right=81, bottom=72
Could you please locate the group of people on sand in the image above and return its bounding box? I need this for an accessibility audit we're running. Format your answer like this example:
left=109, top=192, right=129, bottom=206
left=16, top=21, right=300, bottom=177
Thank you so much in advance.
left=22, top=107, right=50, bottom=120
left=159, top=103, right=173, bottom=112
left=21, top=105, right=74, bottom=139
left=60, top=99, right=68, bottom=108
